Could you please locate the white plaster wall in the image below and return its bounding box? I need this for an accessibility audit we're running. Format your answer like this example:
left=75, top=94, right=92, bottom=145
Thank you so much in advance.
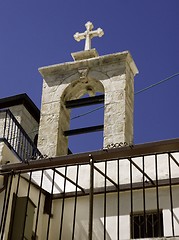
left=50, top=186, right=179, bottom=240
left=0, top=167, right=178, bottom=239
left=1, top=175, right=48, bottom=240
left=16, top=176, right=48, bottom=239
left=58, top=152, right=179, bottom=193
left=0, top=142, right=20, bottom=165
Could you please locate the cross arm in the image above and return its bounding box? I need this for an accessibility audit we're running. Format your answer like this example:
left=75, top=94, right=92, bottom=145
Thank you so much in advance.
left=91, top=28, right=104, bottom=38
left=73, top=22, right=104, bottom=50
left=74, top=32, right=86, bottom=42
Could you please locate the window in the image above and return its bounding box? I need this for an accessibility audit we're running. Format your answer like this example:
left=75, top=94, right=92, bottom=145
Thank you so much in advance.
left=131, top=211, right=164, bottom=238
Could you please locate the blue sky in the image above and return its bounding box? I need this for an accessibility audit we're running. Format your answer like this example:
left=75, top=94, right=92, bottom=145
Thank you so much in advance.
left=0, top=1, right=179, bottom=153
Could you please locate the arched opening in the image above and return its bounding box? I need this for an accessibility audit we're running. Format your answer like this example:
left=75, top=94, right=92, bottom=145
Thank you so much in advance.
left=61, top=77, right=105, bottom=153
left=68, top=92, right=104, bottom=153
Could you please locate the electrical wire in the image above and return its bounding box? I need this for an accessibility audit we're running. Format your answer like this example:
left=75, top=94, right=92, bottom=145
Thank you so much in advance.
left=71, top=105, right=105, bottom=120
left=135, top=72, right=179, bottom=95
left=71, top=72, right=179, bottom=120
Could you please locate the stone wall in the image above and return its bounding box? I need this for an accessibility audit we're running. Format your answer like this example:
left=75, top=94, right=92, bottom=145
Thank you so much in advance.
left=0, top=111, right=6, bottom=138
left=8, top=105, right=39, bottom=142
left=38, top=51, right=138, bottom=157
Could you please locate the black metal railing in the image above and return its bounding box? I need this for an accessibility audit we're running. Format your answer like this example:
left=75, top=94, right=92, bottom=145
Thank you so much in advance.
left=0, top=144, right=179, bottom=239
left=0, top=109, right=42, bottom=161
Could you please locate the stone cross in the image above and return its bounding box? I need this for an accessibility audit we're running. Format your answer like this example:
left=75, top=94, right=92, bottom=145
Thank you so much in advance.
left=74, top=21, right=104, bottom=51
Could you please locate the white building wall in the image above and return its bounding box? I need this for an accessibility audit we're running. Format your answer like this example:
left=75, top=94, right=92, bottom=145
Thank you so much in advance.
left=0, top=153, right=178, bottom=239
left=1, top=175, right=48, bottom=240
left=50, top=187, right=179, bottom=240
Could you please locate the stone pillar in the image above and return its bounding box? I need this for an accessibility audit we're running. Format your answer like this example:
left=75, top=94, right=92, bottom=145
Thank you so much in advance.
left=38, top=51, right=138, bottom=157
left=103, top=53, right=137, bottom=148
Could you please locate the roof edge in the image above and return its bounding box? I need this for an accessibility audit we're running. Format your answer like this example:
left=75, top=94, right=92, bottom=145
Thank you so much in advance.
left=0, top=93, right=40, bottom=123
left=1, top=138, right=179, bottom=173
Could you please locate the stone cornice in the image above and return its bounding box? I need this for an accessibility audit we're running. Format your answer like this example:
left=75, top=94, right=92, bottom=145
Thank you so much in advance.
left=39, top=51, right=138, bottom=80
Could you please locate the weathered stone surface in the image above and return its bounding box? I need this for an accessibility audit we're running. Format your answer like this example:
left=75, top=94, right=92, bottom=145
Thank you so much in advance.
left=7, top=105, right=39, bottom=142
left=38, top=51, right=138, bottom=156
left=71, top=49, right=99, bottom=61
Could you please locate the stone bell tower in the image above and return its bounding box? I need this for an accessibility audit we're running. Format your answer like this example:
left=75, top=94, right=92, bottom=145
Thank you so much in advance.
left=38, top=22, right=138, bottom=157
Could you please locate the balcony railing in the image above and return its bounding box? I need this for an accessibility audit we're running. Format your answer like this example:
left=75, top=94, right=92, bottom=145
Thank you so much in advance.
left=0, top=109, right=42, bottom=162
left=0, top=139, right=179, bottom=239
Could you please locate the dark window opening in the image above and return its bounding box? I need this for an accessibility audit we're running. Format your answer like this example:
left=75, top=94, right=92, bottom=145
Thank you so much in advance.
left=131, top=210, right=164, bottom=239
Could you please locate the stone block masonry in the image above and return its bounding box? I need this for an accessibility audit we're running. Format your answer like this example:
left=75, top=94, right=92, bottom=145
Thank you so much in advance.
left=38, top=51, right=138, bottom=157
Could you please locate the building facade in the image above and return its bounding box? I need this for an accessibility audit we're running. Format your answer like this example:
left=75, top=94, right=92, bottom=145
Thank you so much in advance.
left=0, top=23, right=179, bottom=240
